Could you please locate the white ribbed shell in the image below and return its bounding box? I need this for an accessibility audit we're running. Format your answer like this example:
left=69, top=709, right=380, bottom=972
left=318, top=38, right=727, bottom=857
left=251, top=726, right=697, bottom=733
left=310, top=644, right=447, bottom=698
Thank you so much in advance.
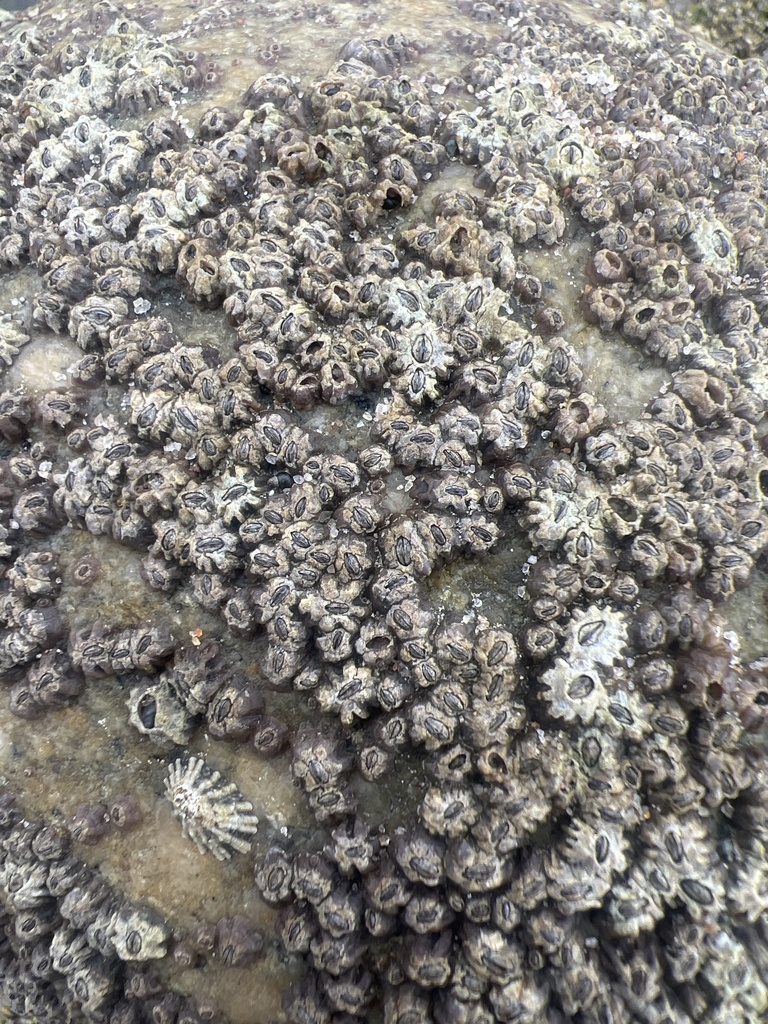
left=164, top=755, right=259, bottom=861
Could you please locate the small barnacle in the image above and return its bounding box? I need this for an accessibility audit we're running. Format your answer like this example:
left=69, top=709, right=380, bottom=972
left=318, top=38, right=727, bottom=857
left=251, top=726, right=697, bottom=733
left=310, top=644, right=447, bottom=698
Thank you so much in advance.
left=68, top=803, right=112, bottom=846
left=164, top=756, right=259, bottom=861
left=215, top=914, right=263, bottom=967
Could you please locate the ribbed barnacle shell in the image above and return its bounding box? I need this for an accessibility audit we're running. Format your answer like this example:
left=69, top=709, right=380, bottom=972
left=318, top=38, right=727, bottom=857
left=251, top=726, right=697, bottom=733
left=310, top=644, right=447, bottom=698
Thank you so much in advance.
left=164, top=755, right=259, bottom=861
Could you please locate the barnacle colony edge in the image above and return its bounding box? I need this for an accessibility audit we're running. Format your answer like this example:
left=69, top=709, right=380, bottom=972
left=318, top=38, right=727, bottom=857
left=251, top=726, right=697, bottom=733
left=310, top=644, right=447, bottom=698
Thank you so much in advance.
left=2, top=0, right=768, bottom=1020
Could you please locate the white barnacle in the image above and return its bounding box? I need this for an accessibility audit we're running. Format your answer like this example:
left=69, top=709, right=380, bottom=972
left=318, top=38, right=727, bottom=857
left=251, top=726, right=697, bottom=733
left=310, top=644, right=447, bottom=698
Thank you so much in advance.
left=164, top=755, right=259, bottom=861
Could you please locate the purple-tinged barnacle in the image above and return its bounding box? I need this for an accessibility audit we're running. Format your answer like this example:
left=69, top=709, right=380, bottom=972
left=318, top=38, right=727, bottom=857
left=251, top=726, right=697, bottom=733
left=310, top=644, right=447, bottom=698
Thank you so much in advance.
left=124, top=962, right=165, bottom=999
left=26, top=650, right=84, bottom=709
left=277, top=901, right=317, bottom=955
left=215, top=915, right=263, bottom=967
left=316, top=881, right=363, bottom=938
left=108, top=795, right=142, bottom=831
left=146, top=994, right=186, bottom=1024
left=206, top=676, right=264, bottom=742
left=68, top=804, right=112, bottom=846
left=250, top=714, right=289, bottom=758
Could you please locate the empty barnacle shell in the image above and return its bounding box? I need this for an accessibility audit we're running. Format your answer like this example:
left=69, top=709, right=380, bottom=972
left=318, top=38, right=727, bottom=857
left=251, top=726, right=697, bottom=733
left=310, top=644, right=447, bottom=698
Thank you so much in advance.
left=128, top=680, right=194, bottom=747
left=164, top=755, right=259, bottom=861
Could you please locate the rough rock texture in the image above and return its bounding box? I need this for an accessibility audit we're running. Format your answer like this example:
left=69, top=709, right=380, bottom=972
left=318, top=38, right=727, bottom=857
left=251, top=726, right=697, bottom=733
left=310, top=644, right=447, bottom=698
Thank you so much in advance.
left=2, top=0, right=768, bottom=1021
left=692, top=0, right=768, bottom=58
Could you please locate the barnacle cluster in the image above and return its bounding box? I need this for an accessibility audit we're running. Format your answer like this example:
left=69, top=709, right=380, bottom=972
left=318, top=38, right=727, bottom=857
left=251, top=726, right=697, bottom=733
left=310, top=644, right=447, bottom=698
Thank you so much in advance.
left=2, top=0, right=768, bottom=1020
left=691, top=0, right=768, bottom=58
left=0, top=795, right=203, bottom=1022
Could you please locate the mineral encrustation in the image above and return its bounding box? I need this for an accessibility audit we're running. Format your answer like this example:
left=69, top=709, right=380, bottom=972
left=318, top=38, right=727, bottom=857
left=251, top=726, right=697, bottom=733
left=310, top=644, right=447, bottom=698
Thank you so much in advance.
left=2, top=0, right=768, bottom=1021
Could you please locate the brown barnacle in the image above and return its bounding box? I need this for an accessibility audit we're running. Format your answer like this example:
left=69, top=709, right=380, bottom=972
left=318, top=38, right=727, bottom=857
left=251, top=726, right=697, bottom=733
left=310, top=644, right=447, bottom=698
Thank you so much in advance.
left=206, top=676, right=265, bottom=742
left=251, top=714, right=289, bottom=758
left=0, top=389, right=31, bottom=445
left=580, top=284, right=625, bottom=330
left=276, top=902, right=316, bottom=956
left=389, top=826, right=446, bottom=897
left=356, top=742, right=395, bottom=781
left=68, top=803, right=112, bottom=845
left=108, top=795, right=142, bottom=831
left=69, top=295, right=130, bottom=350
left=628, top=533, right=669, bottom=584
left=497, top=462, right=537, bottom=503
left=520, top=618, right=561, bottom=659
left=26, top=650, right=84, bottom=708
left=8, top=680, right=44, bottom=719
left=33, top=290, right=72, bottom=334
left=292, top=723, right=353, bottom=796
left=177, top=238, right=222, bottom=305
left=215, top=915, right=263, bottom=967
left=254, top=846, right=293, bottom=907
left=704, top=545, right=753, bottom=598
left=13, top=487, right=61, bottom=536
left=44, top=253, right=95, bottom=301
left=141, top=554, right=183, bottom=592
